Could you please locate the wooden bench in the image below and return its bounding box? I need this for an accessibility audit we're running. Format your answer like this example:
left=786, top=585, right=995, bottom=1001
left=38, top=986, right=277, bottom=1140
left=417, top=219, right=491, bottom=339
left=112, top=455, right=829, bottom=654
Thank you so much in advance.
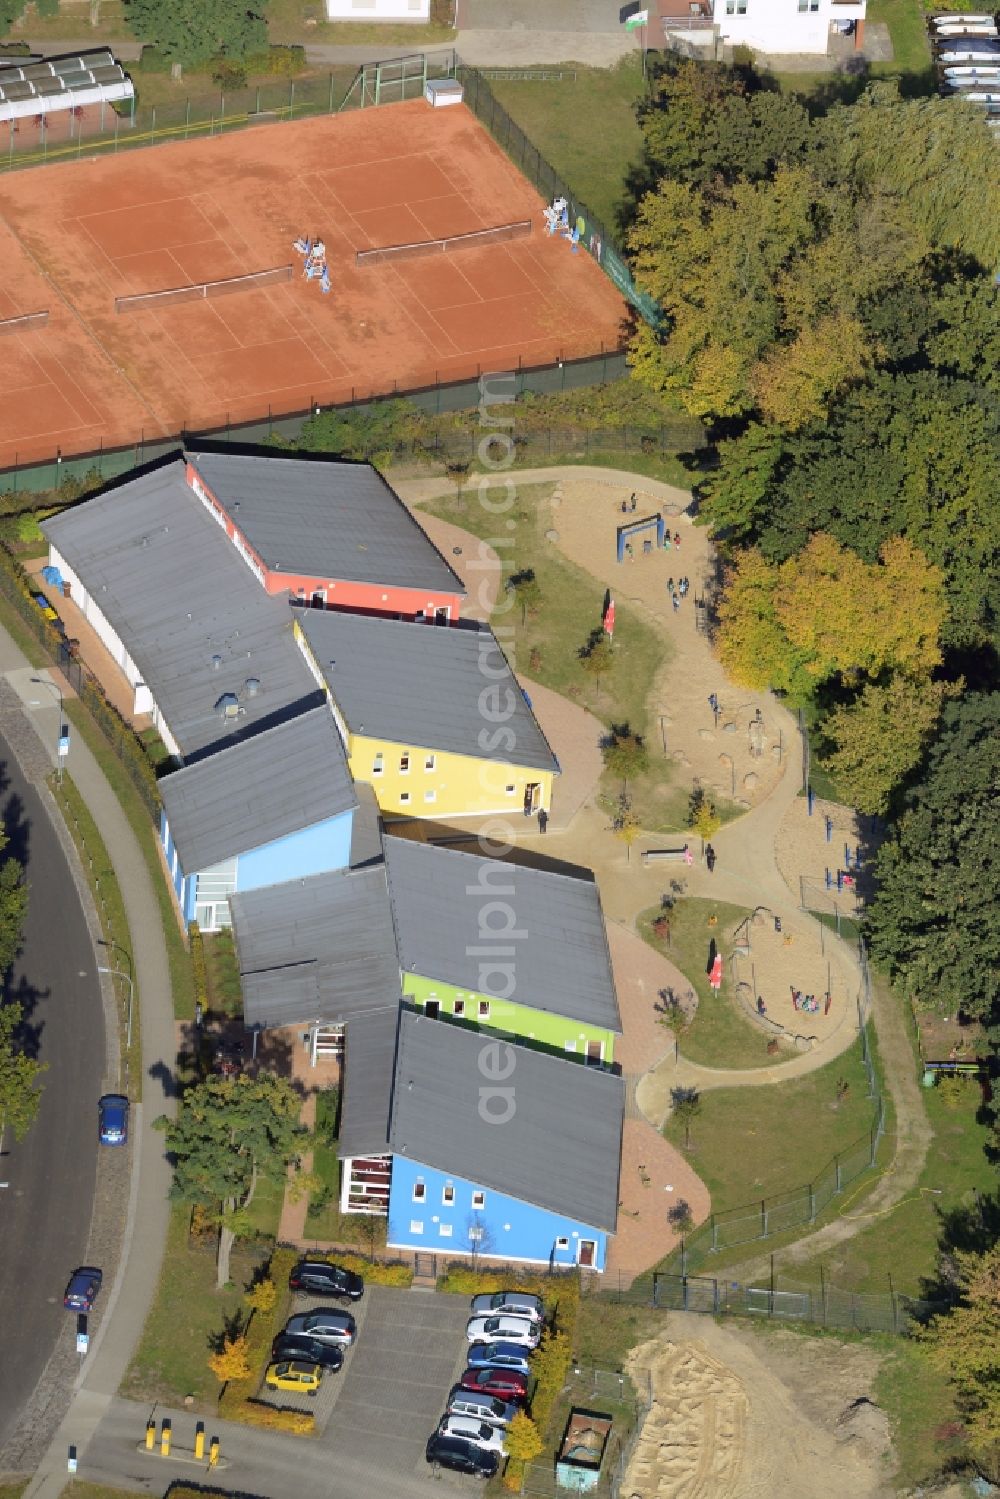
left=642, top=845, right=690, bottom=865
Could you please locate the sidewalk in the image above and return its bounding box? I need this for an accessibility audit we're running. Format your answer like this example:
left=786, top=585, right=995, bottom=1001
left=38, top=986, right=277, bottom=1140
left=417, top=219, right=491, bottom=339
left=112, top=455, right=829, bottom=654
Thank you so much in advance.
left=0, top=631, right=178, bottom=1499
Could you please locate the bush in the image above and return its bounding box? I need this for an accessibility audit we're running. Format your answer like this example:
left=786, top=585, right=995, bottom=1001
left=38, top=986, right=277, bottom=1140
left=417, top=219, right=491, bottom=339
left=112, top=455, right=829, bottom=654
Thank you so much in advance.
left=301, top=1250, right=413, bottom=1288
left=244, top=44, right=305, bottom=77
left=232, top=1404, right=314, bottom=1435
left=219, top=1246, right=299, bottom=1424
left=211, top=58, right=247, bottom=90
left=189, top=922, right=208, bottom=1016
left=138, top=45, right=172, bottom=73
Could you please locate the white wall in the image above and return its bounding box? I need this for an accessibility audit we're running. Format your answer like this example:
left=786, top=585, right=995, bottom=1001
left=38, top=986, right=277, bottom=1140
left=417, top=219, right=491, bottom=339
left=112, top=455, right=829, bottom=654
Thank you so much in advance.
left=326, top=0, right=430, bottom=18
left=712, top=0, right=865, bottom=54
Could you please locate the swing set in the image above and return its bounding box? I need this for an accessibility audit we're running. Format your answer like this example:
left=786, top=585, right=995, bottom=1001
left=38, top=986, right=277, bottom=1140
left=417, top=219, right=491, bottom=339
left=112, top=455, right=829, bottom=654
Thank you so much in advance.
left=616, top=513, right=665, bottom=562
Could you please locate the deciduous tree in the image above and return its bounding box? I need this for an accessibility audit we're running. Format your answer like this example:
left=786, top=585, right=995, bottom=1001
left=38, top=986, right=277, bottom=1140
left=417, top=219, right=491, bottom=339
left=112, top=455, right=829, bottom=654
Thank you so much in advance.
left=0, top=1002, right=46, bottom=1143
left=820, top=674, right=955, bottom=816
left=156, top=1073, right=307, bottom=1288
left=918, top=1242, right=1000, bottom=1466
left=208, top=1333, right=251, bottom=1385
left=124, top=0, right=266, bottom=68
left=579, top=633, right=614, bottom=701
left=602, top=726, right=649, bottom=792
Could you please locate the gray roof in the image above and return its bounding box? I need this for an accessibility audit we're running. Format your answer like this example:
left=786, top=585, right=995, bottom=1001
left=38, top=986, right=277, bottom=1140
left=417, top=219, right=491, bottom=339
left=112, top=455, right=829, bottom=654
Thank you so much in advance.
left=159, top=705, right=355, bottom=876
left=390, top=1009, right=623, bottom=1231
left=384, top=838, right=621, bottom=1033
left=43, top=459, right=322, bottom=759
left=338, top=1005, right=400, bottom=1157
left=230, top=865, right=401, bottom=1030
left=187, top=450, right=464, bottom=595
left=298, top=611, right=559, bottom=772
left=349, top=780, right=384, bottom=870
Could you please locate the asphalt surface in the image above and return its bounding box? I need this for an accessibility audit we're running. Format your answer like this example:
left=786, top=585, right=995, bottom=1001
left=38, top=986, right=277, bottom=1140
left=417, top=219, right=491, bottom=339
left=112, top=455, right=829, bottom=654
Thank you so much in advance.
left=0, top=730, right=106, bottom=1454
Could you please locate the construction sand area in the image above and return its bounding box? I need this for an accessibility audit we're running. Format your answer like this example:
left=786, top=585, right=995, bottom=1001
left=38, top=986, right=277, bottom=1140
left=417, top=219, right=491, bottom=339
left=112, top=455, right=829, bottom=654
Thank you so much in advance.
left=623, top=1316, right=894, bottom=1499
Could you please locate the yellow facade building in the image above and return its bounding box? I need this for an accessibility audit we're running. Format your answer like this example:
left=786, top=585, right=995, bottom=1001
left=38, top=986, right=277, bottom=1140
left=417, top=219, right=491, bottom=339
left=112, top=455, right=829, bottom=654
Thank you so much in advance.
left=294, top=611, right=558, bottom=820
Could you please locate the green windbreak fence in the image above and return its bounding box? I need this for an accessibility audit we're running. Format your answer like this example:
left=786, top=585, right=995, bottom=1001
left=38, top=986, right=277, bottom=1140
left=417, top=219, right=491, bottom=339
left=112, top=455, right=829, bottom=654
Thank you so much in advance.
left=457, top=63, right=663, bottom=329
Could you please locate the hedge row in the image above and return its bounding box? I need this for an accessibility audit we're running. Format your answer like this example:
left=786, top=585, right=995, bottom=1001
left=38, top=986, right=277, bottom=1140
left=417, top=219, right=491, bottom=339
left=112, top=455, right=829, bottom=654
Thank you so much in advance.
left=218, top=1247, right=315, bottom=1435
left=291, top=1248, right=413, bottom=1288
left=189, top=922, right=208, bottom=1015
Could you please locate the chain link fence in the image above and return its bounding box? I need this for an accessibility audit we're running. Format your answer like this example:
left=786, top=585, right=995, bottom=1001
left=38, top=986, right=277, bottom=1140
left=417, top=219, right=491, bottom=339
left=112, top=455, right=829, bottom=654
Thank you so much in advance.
left=649, top=1270, right=947, bottom=1336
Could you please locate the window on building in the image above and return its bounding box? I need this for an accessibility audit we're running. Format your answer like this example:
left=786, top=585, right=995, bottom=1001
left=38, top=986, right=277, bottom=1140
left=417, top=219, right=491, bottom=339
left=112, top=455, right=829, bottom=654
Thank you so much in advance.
left=372, top=752, right=383, bottom=776
left=442, top=1184, right=455, bottom=1206
left=399, top=753, right=410, bottom=773
left=409, top=1219, right=424, bottom=1233
left=726, top=0, right=747, bottom=11
left=453, top=999, right=466, bottom=1018
left=797, top=0, right=818, bottom=9
left=478, top=1000, right=490, bottom=1019
left=425, top=754, right=436, bottom=771
left=425, top=1000, right=440, bottom=1020
left=505, top=784, right=516, bottom=795
left=439, top=1222, right=453, bottom=1236
left=468, top=1225, right=483, bottom=1242
left=555, top=1236, right=569, bottom=1250
left=472, top=1191, right=486, bottom=1210
left=424, top=790, right=436, bottom=804
left=564, top=1041, right=577, bottom=1053
left=400, top=791, right=411, bottom=805
left=412, top=1179, right=426, bottom=1203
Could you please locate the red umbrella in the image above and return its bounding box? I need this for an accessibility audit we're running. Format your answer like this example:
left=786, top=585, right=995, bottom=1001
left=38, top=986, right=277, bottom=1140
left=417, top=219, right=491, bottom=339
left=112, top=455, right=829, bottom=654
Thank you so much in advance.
left=603, top=597, right=615, bottom=640
left=709, top=953, right=723, bottom=991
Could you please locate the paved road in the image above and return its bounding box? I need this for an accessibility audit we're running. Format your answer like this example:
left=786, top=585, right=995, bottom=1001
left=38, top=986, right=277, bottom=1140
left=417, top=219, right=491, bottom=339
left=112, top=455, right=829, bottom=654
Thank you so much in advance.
left=0, top=727, right=106, bottom=1453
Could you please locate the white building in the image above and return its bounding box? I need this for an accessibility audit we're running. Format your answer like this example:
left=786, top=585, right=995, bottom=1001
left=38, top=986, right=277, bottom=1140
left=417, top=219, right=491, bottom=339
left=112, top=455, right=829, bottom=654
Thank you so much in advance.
left=658, top=0, right=867, bottom=57
left=325, top=0, right=430, bottom=19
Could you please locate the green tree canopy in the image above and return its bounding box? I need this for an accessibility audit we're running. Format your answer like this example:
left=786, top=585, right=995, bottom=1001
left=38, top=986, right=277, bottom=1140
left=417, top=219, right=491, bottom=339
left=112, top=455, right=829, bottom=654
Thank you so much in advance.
left=820, top=674, right=955, bottom=817
left=124, top=0, right=266, bottom=67
left=919, top=1240, right=1000, bottom=1466
left=156, top=1073, right=306, bottom=1286
left=866, top=694, right=1000, bottom=1024
left=0, top=1002, right=46, bottom=1143
left=602, top=725, right=649, bottom=791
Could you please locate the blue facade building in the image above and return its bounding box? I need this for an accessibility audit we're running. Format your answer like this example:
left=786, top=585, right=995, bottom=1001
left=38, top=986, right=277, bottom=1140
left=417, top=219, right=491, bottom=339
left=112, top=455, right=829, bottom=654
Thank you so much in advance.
left=159, top=705, right=357, bottom=930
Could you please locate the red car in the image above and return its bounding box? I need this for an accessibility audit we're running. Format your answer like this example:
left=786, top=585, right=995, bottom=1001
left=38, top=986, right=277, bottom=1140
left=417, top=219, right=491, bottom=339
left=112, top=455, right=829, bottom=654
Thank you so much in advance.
left=459, top=1365, right=529, bottom=1403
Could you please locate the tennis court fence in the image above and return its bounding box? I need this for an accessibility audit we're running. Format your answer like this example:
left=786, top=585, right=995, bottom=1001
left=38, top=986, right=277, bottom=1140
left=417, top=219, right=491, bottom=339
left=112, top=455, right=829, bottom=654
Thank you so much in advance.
left=115, top=264, right=292, bottom=314
left=356, top=219, right=531, bottom=266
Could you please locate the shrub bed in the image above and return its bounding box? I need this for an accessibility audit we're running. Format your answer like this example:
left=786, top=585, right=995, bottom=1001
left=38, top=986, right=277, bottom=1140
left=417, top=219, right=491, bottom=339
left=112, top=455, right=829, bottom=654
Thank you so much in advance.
left=218, top=1247, right=314, bottom=1434
left=292, top=1249, right=413, bottom=1288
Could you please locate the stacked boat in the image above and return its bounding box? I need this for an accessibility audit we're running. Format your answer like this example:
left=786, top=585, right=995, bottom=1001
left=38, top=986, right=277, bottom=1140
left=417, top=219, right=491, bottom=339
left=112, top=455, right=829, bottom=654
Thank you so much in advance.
left=931, top=14, right=1000, bottom=130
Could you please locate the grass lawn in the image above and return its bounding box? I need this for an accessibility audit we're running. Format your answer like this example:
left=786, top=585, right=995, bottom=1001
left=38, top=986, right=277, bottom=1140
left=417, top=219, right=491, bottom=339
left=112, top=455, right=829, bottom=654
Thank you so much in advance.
left=243, top=1173, right=285, bottom=1239
left=4, top=0, right=128, bottom=40
left=203, top=929, right=243, bottom=1018
left=875, top=1337, right=967, bottom=1490
left=638, top=898, right=789, bottom=1070
left=664, top=1034, right=888, bottom=1217
left=792, top=1074, right=993, bottom=1298
left=575, top=1294, right=662, bottom=1371
left=122, top=1202, right=265, bottom=1408
left=488, top=57, right=647, bottom=233
left=868, top=0, right=934, bottom=82
left=421, top=485, right=680, bottom=829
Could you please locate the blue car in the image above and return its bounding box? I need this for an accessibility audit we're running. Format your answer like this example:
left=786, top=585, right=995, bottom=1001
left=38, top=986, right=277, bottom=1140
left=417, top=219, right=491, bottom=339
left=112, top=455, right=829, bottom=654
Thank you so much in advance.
left=98, top=1093, right=129, bottom=1146
left=465, top=1341, right=532, bottom=1376
left=64, top=1267, right=102, bottom=1311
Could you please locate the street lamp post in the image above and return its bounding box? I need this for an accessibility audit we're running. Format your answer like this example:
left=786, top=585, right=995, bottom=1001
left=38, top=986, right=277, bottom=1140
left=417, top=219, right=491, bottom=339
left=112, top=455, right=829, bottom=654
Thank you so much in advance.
left=30, top=674, right=68, bottom=781
left=98, top=965, right=133, bottom=1052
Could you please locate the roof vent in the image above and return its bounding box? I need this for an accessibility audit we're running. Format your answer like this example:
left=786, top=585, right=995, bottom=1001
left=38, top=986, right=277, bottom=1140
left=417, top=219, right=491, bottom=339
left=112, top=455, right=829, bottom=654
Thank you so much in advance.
left=211, top=654, right=223, bottom=670
left=215, top=693, right=241, bottom=719
left=233, top=500, right=240, bottom=512
left=244, top=677, right=261, bottom=698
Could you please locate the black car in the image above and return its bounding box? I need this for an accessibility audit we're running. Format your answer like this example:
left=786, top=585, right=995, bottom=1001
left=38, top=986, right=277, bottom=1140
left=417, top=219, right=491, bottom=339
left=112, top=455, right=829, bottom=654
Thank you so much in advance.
left=288, top=1260, right=364, bottom=1300
left=426, top=1432, right=500, bottom=1479
left=270, top=1332, right=345, bottom=1372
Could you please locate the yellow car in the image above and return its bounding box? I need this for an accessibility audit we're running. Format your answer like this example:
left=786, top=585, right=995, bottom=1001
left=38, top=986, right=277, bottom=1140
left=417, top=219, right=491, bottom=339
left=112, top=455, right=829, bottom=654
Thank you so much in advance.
left=264, top=1359, right=322, bottom=1396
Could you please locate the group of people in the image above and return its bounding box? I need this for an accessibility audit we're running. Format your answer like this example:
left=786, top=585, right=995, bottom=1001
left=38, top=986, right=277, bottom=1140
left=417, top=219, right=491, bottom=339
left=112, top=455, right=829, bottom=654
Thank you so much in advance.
left=293, top=234, right=331, bottom=295
left=667, top=575, right=691, bottom=612
left=790, top=988, right=822, bottom=1014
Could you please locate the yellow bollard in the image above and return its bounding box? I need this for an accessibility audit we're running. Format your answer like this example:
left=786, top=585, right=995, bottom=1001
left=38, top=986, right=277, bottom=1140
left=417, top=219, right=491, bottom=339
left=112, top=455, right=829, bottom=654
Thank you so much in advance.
left=160, top=1420, right=171, bottom=1457
left=194, top=1423, right=205, bottom=1460
left=145, top=1420, right=155, bottom=1450
left=208, top=1437, right=220, bottom=1468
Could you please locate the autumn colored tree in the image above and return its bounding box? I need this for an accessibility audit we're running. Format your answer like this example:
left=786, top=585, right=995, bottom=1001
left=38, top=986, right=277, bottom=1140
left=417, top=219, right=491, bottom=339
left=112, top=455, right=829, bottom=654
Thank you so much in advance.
left=688, top=787, right=721, bottom=851
left=579, top=633, right=614, bottom=701
left=612, top=795, right=643, bottom=862
left=244, top=1277, right=277, bottom=1314
left=918, top=1242, right=1000, bottom=1468
left=208, top=1333, right=251, bottom=1385
left=715, top=550, right=809, bottom=694
left=503, top=1411, right=544, bottom=1488
left=670, top=1087, right=701, bottom=1150
left=820, top=675, right=955, bottom=815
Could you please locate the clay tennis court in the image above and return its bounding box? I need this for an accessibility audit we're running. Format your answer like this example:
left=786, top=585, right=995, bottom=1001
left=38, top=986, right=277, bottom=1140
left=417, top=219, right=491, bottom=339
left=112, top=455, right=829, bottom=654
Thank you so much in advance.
left=0, top=99, right=627, bottom=469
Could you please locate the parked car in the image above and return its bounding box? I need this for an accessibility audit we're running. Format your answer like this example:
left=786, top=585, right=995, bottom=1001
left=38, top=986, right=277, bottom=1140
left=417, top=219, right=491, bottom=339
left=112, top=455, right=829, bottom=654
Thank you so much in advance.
left=470, top=1290, right=543, bottom=1324
left=437, top=1416, right=506, bottom=1456
left=459, top=1366, right=529, bottom=1403
left=466, top=1342, right=532, bottom=1376
left=283, top=1309, right=356, bottom=1345
left=288, top=1260, right=364, bottom=1300
left=425, top=1431, right=500, bottom=1479
left=271, top=1333, right=345, bottom=1371
left=264, top=1359, right=322, bottom=1395
left=98, top=1093, right=129, bottom=1146
left=447, top=1386, right=519, bottom=1426
left=63, top=1267, right=102, bottom=1311
left=466, top=1314, right=540, bottom=1349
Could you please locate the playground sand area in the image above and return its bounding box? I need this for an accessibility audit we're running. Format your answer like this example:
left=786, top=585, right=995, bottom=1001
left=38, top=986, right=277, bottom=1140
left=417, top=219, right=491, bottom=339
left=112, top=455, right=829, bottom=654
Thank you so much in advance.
left=623, top=1318, right=893, bottom=1499
left=774, top=793, right=868, bottom=921
left=0, top=100, right=625, bottom=468
left=538, top=477, right=795, bottom=815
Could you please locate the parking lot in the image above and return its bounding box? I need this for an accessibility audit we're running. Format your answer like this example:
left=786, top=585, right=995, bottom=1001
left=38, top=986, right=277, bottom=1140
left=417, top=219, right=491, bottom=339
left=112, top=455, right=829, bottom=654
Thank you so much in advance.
left=322, top=1285, right=473, bottom=1479
left=254, top=1286, right=372, bottom=1431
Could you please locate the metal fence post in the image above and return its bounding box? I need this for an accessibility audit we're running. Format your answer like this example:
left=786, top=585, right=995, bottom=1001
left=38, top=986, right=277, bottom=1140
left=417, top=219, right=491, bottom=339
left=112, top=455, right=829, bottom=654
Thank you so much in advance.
left=835, top=1154, right=842, bottom=1193
left=808, top=1182, right=816, bottom=1222
left=760, top=1199, right=767, bottom=1237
